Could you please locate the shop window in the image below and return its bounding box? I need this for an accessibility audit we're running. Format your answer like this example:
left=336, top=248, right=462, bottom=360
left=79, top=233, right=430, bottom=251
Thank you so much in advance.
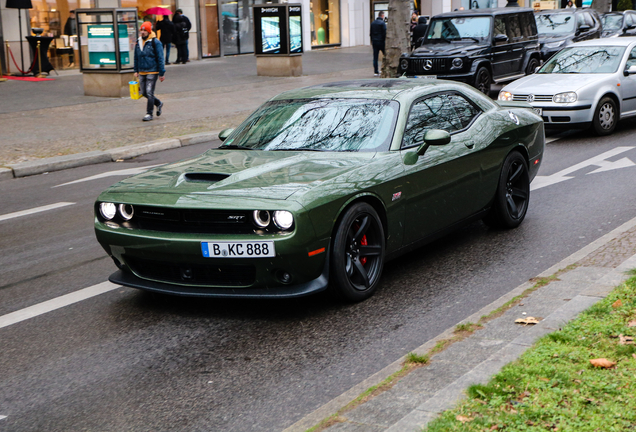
left=311, top=0, right=340, bottom=46
left=29, top=0, right=95, bottom=69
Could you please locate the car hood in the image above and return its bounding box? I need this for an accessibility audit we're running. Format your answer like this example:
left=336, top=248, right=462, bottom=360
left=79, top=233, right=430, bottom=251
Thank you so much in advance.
left=412, top=42, right=488, bottom=56
left=104, top=149, right=376, bottom=200
left=503, top=73, right=605, bottom=94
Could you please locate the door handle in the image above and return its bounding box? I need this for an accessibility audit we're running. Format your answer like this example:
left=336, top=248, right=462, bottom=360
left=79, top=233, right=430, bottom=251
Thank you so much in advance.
left=465, top=142, right=475, bottom=149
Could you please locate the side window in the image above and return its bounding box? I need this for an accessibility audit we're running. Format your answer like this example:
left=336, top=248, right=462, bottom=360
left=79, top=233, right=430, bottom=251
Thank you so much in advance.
left=519, top=13, right=536, bottom=39
left=494, top=17, right=507, bottom=44
left=447, top=94, right=481, bottom=129
left=626, top=47, right=636, bottom=69
left=576, top=13, right=586, bottom=28
left=402, top=95, right=462, bottom=148
left=507, top=15, right=523, bottom=41
left=626, top=14, right=634, bottom=27
left=584, top=12, right=595, bottom=27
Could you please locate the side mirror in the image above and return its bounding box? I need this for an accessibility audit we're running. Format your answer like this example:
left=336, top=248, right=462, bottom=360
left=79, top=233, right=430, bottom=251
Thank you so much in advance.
left=494, top=33, right=508, bottom=44
left=218, top=128, right=234, bottom=142
left=624, top=64, right=636, bottom=76
left=415, top=129, right=451, bottom=156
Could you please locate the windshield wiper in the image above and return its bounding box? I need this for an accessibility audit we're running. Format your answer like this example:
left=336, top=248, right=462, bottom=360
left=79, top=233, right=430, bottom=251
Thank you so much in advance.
left=218, top=144, right=253, bottom=150
left=270, top=148, right=326, bottom=152
left=459, top=36, right=481, bottom=43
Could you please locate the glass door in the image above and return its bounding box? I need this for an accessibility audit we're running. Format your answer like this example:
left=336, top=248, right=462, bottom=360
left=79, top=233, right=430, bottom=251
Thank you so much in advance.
left=220, top=0, right=255, bottom=55
left=199, top=0, right=220, bottom=56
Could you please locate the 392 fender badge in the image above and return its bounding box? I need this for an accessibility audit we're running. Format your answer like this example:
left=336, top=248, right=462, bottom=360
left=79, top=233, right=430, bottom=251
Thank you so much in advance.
left=392, top=192, right=402, bottom=201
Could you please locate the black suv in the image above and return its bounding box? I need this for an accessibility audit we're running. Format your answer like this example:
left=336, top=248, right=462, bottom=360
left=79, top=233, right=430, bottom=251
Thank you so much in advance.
left=535, top=9, right=601, bottom=60
left=398, top=8, right=541, bottom=94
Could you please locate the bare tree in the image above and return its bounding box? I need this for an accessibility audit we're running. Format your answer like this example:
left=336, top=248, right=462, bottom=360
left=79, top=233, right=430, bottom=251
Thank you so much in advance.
left=382, top=0, right=412, bottom=77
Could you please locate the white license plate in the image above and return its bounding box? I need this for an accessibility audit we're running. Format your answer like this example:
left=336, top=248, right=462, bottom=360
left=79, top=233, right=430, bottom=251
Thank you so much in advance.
left=414, top=75, right=437, bottom=79
left=533, top=107, right=542, bottom=116
left=201, top=241, right=275, bottom=258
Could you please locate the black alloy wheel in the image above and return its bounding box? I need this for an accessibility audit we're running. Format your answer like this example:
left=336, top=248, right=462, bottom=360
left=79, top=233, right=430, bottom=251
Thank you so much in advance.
left=526, top=57, right=540, bottom=75
left=484, top=151, right=530, bottom=229
left=475, top=67, right=491, bottom=95
left=592, top=96, right=618, bottom=136
left=330, top=202, right=385, bottom=302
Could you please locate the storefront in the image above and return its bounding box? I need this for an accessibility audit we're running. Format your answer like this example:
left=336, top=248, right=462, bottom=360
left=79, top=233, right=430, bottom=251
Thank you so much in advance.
left=309, top=0, right=340, bottom=46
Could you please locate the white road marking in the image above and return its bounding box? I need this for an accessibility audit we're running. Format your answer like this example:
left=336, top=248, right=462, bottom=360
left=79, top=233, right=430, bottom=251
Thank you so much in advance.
left=0, top=202, right=75, bottom=223
left=545, top=136, right=561, bottom=144
left=0, top=415, right=6, bottom=420
left=53, top=164, right=163, bottom=188
left=0, top=282, right=120, bottom=329
left=531, top=146, right=635, bottom=191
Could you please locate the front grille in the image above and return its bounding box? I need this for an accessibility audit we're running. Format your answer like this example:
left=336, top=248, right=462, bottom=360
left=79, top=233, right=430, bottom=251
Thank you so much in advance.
left=126, top=256, right=256, bottom=287
left=132, top=206, right=255, bottom=234
left=411, top=58, right=449, bottom=74
left=512, top=94, right=553, bottom=102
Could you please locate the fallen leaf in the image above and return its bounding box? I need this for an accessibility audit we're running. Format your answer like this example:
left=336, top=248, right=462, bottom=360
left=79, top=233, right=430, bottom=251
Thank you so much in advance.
left=573, top=379, right=582, bottom=384
left=515, top=317, right=540, bottom=325
left=490, top=426, right=499, bottom=431
left=628, top=321, right=636, bottom=328
left=590, top=358, right=617, bottom=369
left=475, top=398, right=487, bottom=405
left=619, top=334, right=635, bottom=345
left=456, top=415, right=473, bottom=423
left=538, top=377, right=550, bottom=382
left=613, top=299, right=623, bottom=309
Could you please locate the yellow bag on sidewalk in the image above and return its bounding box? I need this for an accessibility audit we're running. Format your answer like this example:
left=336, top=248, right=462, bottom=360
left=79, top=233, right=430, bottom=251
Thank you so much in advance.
left=129, top=81, right=142, bottom=100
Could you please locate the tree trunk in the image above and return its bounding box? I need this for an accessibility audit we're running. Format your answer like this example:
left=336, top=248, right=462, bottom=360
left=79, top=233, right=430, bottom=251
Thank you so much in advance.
left=382, top=0, right=412, bottom=78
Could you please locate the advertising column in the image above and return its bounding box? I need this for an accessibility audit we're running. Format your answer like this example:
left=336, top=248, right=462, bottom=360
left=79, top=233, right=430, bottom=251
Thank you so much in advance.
left=253, top=4, right=302, bottom=76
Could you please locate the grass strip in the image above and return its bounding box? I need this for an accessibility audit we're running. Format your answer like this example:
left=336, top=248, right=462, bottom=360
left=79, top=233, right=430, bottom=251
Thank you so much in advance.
left=425, top=274, right=636, bottom=432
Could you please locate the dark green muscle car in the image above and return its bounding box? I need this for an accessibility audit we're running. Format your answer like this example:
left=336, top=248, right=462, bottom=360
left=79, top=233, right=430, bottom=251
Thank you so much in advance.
left=94, top=79, right=544, bottom=302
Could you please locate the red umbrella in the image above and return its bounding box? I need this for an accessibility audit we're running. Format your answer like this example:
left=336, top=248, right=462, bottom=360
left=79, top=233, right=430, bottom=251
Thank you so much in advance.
left=145, top=6, right=172, bottom=15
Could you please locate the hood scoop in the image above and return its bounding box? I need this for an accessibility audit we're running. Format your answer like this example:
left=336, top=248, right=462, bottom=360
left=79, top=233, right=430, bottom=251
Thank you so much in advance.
left=184, top=173, right=230, bottom=183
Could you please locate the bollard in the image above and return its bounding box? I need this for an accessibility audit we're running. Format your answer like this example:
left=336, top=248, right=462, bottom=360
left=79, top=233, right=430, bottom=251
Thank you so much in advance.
left=5, top=41, right=10, bottom=75
left=36, top=40, right=44, bottom=78
left=0, top=51, right=7, bottom=82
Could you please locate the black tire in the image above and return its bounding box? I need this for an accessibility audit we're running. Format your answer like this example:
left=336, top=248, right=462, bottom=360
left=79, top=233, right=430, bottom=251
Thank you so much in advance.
left=475, top=67, right=491, bottom=95
left=330, top=202, right=385, bottom=302
left=526, top=57, right=540, bottom=75
left=483, top=151, right=530, bottom=229
left=592, top=96, right=618, bottom=136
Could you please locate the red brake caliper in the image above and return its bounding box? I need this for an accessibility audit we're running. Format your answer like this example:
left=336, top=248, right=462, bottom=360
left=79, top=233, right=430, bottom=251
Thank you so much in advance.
left=360, top=235, right=368, bottom=266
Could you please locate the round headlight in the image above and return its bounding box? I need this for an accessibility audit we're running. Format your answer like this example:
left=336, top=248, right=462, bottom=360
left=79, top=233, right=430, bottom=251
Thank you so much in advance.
left=253, top=210, right=271, bottom=228
left=498, top=91, right=513, bottom=102
left=400, top=59, right=409, bottom=70
left=118, top=204, right=134, bottom=221
left=273, top=211, right=294, bottom=230
left=452, top=57, right=463, bottom=68
left=99, top=202, right=117, bottom=220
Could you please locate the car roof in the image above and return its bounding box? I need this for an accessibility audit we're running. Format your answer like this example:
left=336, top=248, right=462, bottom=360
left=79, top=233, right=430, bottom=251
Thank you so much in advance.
left=568, top=36, right=636, bottom=47
left=270, top=79, right=462, bottom=101
left=535, top=8, right=577, bottom=14
left=432, top=7, right=534, bottom=18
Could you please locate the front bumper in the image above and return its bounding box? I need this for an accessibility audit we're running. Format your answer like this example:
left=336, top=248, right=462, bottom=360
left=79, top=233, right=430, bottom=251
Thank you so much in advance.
left=534, top=104, right=593, bottom=127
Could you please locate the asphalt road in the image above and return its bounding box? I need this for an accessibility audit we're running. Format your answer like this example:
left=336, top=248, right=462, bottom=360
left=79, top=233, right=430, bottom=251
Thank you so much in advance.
left=1, top=122, right=636, bottom=431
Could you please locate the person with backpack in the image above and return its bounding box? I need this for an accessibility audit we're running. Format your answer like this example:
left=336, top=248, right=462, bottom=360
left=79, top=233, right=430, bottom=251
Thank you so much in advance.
left=155, top=15, right=175, bottom=65
left=173, top=9, right=191, bottom=63
left=134, top=21, right=166, bottom=121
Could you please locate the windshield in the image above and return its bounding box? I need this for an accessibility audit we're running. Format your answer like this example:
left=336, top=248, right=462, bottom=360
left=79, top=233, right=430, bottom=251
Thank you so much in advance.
left=425, top=17, right=491, bottom=43
left=538, top=46, right=626, bottom=74
left=220, top=98, right=399, bottom=152
left=602, top=14, right=623, bottom=30
left=535, top=13, right=575, bottom=35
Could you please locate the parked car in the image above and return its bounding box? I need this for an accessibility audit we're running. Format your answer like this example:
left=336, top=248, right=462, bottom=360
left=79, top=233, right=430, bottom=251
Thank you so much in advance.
left=535, top=8, right=602, bottom=60
left=601, top=11, right=636, bottom=38
left=95, top=79, right=544, bottom=302
left=398, top=8, right=541, bottom=94
left=498, top=38, right=636, bottom=136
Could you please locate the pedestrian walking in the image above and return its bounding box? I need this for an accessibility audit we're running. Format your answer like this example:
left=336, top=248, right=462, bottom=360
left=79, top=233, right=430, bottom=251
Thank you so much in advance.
left=410, top=12, right=418, bottom=33
left=156, top=15, right=175, bottom=65
left=370, top=11, right=386, bottom=76
left=173, top=14, right=189, bottom=64
left=412, top=16, right=428, bottom=50
left=174, top=9, right=192, bottom=63
left=134, top=21, right=166, bottom=122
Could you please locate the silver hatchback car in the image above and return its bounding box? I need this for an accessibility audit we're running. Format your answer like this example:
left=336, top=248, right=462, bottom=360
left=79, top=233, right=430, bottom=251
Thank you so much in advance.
left=498, top=37, right=636, bottom=136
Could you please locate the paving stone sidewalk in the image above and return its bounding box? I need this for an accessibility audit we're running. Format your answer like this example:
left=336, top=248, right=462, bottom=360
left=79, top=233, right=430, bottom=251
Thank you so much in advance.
left=305, top=222, right=636, bottom=432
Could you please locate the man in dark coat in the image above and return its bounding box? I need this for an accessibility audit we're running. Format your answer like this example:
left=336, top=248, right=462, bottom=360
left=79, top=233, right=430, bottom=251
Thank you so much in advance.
left=370, top=11, right=387, bottom=76
left=134, top=21, right=166, bottom=121
left=411, top=16, right=428, bottom=50
left=155, top=16, right=175, bottom=65
left=174, top=9, right=192, bottom=63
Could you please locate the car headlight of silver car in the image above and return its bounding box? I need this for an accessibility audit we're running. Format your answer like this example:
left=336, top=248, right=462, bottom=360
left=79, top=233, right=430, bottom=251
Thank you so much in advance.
left=498, top=91, right=513, bottom=101
left=400, top=59, right=409, bottom=70
left=273, top=211, right=294, bottom=230
left=553, top=92, right=577, bottom=103
left=544, top=40, right=565, bottom=49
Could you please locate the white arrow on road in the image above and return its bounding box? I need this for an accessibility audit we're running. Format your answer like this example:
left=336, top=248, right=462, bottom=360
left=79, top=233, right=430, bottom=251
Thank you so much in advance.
left=53, top=164, right=163, bottom=188
left=531, top=146, right=635, bottom=191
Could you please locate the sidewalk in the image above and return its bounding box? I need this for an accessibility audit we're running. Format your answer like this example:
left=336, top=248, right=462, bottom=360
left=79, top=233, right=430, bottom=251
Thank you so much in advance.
left=284, top=217, right=636, bottom=432
left=0, top=46, right=372, bottom=168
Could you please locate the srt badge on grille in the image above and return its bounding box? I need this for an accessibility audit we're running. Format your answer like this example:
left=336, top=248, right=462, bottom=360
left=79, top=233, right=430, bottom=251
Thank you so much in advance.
left=423, top=60, right=433, bottom=71
left=227, top=215, right=245, bottom=221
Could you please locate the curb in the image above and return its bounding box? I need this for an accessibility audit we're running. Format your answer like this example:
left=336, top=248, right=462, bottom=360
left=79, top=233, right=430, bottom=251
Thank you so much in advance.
left=2, top=131, right=220, bottom=180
